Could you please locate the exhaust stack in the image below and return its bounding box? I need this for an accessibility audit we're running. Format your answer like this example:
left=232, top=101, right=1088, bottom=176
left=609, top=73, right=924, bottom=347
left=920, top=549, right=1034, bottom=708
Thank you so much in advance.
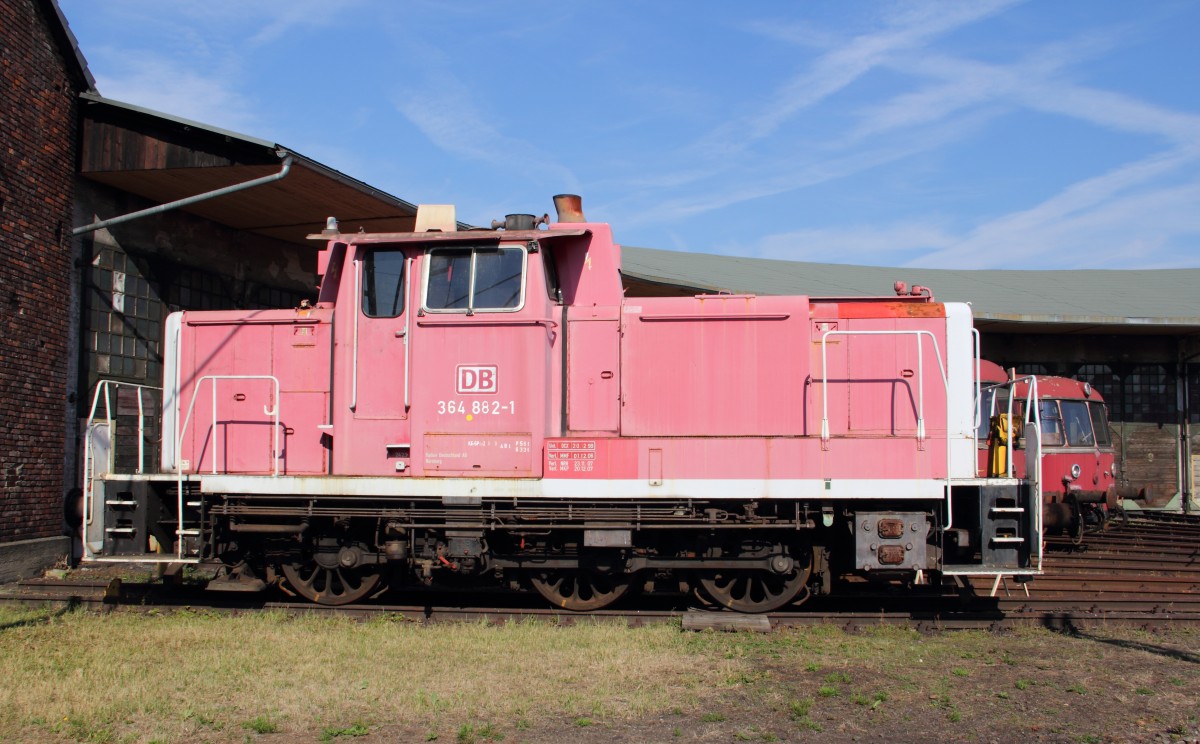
left=553, top=194, right=586, bottom=223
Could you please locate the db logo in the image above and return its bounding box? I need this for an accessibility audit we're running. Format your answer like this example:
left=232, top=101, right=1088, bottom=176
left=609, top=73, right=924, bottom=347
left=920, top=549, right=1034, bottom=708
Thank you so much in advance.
left=456, top=365, right=498, bottom=394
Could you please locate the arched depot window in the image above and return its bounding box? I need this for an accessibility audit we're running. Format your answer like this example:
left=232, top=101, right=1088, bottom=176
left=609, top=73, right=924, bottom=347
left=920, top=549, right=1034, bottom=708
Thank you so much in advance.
left=424, top=244, right=526, bottom=313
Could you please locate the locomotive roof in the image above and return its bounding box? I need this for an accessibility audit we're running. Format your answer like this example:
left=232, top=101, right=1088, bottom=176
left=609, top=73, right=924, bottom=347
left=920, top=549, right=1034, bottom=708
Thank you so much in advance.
left=620, top=245, right=1200, bottom=335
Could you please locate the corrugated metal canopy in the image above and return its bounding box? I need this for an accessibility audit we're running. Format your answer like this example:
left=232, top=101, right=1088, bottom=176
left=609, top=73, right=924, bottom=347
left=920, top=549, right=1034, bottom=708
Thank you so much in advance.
left=621, top=245, right=1200, bottom=335
left=78, top=94, right=422, bottom=246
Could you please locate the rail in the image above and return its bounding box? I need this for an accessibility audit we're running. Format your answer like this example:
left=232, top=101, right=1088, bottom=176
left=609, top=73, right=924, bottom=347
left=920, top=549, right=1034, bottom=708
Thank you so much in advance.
left=979, top=374, right=1044, bottom=570
left=176, top=375, right=282, bottom=477
left=82, top=381, right=162, bottom=558
left=173, top=374, right=281, bottom=560
left=818, top=329, right=953, bottom=527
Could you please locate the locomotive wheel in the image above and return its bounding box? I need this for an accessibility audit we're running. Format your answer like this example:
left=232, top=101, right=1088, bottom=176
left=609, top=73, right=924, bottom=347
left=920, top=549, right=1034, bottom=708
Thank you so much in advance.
left=697, top=550, right=813, bottom=613
left=281, top=543, right=383, bottom=606
left=530, top=569, right=632, bottom=611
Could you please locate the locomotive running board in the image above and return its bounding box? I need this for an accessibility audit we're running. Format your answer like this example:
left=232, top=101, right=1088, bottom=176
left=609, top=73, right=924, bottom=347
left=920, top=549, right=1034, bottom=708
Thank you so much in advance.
left=195, top=474, right=954, bottom=500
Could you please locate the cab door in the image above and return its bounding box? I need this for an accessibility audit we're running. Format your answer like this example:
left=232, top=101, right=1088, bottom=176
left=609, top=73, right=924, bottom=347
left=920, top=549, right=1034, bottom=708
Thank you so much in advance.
left=344, top=246, right=413, bottom=474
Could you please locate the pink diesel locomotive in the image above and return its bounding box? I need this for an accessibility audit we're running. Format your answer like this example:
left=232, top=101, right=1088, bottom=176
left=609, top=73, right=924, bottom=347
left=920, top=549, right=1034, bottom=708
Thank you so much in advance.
left=83, top=196, right=1045, bottom=611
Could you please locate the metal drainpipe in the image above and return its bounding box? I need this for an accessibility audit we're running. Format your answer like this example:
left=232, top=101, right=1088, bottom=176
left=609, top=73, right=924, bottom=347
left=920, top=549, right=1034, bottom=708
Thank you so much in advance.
left=72, top=153, right=294, bottom=236
left=1181, top=347, right=1198, bottom=514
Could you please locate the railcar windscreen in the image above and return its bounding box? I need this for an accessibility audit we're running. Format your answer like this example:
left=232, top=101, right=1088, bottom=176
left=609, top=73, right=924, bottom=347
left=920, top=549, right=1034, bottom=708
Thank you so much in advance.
left=1060, top=400, right=1094, bottom=446
left=1089, top=402, right=1113, bottom=447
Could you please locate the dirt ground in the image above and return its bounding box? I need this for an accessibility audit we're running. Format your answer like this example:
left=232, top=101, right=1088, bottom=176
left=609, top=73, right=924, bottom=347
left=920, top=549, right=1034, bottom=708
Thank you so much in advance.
left=250, top=624, right=1199, bottom=744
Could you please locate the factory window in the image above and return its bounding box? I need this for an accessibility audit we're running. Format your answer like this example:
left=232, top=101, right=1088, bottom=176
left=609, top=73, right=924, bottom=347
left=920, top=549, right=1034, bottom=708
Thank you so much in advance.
left=424, top=245, right=525, bottom=313
left=1077, top=364, right=1119, bottom=408
left=360, top=248, right=406, bottom=318
left=1120, top=364, right=1176, bottom=423
left=87, top=247, right=163, bottom=383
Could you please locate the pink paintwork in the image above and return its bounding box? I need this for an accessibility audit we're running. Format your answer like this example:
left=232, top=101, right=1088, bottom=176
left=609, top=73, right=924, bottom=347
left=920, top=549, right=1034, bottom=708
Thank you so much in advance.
left=166, top=217, right=975, bottom=496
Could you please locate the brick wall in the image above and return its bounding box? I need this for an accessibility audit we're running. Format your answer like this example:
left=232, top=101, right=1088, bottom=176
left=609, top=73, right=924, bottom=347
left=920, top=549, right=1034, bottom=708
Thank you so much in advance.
left=0, top=0, right=79, bottom=542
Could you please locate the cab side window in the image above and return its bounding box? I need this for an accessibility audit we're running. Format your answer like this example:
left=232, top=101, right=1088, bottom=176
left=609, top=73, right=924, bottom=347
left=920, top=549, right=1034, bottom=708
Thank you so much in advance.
left=1038, top=400, right=1065, bottom=446
left=425, top=245, right=525, bottom=313
left=361, top=248, right=405, bottom=318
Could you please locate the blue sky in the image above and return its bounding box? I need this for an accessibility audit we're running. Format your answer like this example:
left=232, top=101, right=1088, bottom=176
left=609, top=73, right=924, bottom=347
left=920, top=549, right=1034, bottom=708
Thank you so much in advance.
left=59, top=1, right=1200, bottom=269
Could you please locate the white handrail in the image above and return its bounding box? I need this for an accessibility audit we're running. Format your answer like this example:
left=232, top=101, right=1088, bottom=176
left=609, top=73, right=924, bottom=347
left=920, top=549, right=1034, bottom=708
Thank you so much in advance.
left=351, top=255, right=361, bottom=411
left=971, top=328, right=981, bottom=452
left=818, top=329, right=952, bottom=528
left=987, top=373, right=1044, bottom=570
left=174, top=374, right=281, bottom=561
left=81, top=380, right=163, bottom=558
left=176, top=375, right=282, bottom=477
left=404, top=256, right=412, bottom=411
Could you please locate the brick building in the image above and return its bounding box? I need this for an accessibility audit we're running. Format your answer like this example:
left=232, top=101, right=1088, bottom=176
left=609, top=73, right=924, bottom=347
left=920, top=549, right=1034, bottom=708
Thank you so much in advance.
left=1, top=1, right=418, bottom=580
left=0, top=0, right=93, bottom=574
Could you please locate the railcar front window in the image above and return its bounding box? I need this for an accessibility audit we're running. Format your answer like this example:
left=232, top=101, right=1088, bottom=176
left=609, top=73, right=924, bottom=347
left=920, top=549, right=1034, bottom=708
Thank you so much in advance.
left=425, top=245, right=525, bottom=313
left=1061, top=400, right=1094, bottom=446
left=361, top=248, right=406, bottom=318
left=1039, top=400, right=1064, bottom=446
left=1089, top=402, right=1113, bottom=447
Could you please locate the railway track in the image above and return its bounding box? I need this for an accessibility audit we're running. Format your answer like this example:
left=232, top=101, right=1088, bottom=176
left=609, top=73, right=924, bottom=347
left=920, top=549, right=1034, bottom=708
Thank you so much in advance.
left=5, top=512, right=1198, bottom=630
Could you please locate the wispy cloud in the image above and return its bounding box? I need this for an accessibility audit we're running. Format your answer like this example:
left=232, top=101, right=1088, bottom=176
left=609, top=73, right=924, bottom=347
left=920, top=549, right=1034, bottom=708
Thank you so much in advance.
left=91, top=53, right=263, bottom=136
left=912, top=149, right=1200, bottom=269
left=601, top=0, right=1030, bottom=229
left=705, top=0, right=1025, bottom=152
left=392, top=44, right=578, bottom=191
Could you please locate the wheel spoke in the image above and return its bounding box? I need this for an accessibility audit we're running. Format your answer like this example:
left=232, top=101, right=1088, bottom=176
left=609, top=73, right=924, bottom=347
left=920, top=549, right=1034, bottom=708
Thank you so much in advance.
left=530, top=569, right=631, bottom=612
left=281, top=542, right=383, bottom=606
left=698, top=548, right=813, bottom=613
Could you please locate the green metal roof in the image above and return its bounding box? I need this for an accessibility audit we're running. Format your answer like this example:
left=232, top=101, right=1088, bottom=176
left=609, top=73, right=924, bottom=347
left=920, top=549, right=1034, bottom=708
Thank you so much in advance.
left=621, top=246, right=1200, bottom=334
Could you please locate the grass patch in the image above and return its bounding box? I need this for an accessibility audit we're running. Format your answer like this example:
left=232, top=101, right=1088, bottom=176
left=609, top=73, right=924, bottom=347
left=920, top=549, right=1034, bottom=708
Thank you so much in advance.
left=0, top=609, right=723, bottom=741
left=242, top=714, right=279, bottom=734
left=3, top=604, right=1197, bottom=742
left=321, top=721, right=370, bottom=740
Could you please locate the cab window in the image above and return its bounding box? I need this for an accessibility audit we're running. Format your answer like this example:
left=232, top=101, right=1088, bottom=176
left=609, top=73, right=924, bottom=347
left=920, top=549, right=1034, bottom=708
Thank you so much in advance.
left=1038, top=400, right=1064, bottom=446
left=976, top=388, right=996, bottom=443
left=361, top=248, right=405, bottom=318
left=425, top=245, right=525, bottom=312
left=1089, top=402, right=1113, bottom=447
left=1061, top=400, right=1094, bottom=446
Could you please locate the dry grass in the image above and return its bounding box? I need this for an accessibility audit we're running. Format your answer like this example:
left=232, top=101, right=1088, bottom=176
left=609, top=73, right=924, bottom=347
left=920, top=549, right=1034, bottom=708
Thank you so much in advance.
left=2, top=605, right=1197, bottom=743
left=0, top=606, right=735, bottom=742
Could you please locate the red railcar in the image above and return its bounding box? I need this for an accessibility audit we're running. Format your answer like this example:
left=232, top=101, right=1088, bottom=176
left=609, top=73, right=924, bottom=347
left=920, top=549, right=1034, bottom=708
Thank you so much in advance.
left=977, top=360, right=1117, bottom=532
left=82, top=196, right=1044, bottom=611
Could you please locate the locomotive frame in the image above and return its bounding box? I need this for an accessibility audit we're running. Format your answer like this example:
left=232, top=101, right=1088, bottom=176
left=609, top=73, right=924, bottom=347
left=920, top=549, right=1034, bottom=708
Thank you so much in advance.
left=81, top=195, right=1045, bottom=612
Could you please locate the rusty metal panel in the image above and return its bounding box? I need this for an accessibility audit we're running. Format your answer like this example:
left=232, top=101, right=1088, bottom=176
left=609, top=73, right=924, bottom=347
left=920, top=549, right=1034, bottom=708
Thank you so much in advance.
left=854, top=512, right=927, bottom=571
